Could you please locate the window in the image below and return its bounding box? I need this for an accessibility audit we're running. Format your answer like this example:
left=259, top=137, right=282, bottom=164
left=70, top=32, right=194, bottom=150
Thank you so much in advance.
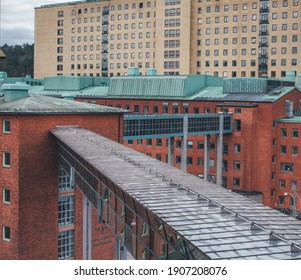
left=281, top=128, right=287, bottom=137
left=58, top=166, right=73, bottom=191
left=2, top=226, right=10, bottom=241
left=3, top=152, right=10, bottom=167
left=142, top=223, right=149, bottom=237
left=290, top=180, right=297, bottom=191
left=292, top=129, right=298, bottom=138
left=292, top=146, right=298, bottom=156
left=146, top=139, right=152, bottom=146
left=58, top=230, right=74, bottom=259
left=233, top=161, right=240, bottom=170
left=187, top=157, right=193, bottom=165
left=58, top=196, right=74, bottom=226
left=223, top=143, right=228, bottom=155
left=280, top=145, right=287, bottom=155
left=280, top=163, right=294, bottom=172
left=278, top=196, right=285, bottom=206
left=187, top=141, right=193, bottom=149
left=279, top=179, right=285, bottom=189
left=197, top=158, right=203, bottom=166
left=234, top=120, right=241, bottom=132
left=198, top=142, right=204, bottom=150
left=176, top=156, right=181, bottom=164
left=134, top=105, right=140, bottom=113
left=234, top=143, right=241, bottom=153
left=3, top=120, right=10, bottom=133
left=3, top=188, right=10, bottom=204
left=156, top=139, right=162, bottom=147
left=233, top=178, right=240, bottom=187
left=222, top=160, right=228, bottom=172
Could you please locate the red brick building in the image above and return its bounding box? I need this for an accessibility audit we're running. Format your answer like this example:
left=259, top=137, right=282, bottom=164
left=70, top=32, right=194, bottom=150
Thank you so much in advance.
left=0, top=95, right=124, bottom=259
left=71, top=75, right=301, bottom=215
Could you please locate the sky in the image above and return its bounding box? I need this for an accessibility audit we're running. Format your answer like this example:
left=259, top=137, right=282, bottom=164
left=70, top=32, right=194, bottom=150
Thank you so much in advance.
left=0, top=0, right=68, bottom=46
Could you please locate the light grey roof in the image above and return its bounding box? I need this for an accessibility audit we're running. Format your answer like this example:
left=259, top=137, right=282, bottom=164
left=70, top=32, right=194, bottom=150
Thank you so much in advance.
left=52, top=128, right=301, bottom=260
left=0, top=95, right=126, bottom=114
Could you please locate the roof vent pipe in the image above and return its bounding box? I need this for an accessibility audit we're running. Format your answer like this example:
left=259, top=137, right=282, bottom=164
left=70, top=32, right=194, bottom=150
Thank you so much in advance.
left=285, top=100, right=293, bottom=118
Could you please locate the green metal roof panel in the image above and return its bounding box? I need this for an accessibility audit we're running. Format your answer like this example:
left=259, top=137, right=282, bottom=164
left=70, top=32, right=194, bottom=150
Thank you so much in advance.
left=278, top=117, right=301, bottom=124
left=108, top=75, right=223, bottom=99
left=29, top=86, right=109, bottom=98
left=44, top=76, right=95, bottom=91
left=224, top=78, right=268, bottom=94
left=0, top=95, right=126, bottom=114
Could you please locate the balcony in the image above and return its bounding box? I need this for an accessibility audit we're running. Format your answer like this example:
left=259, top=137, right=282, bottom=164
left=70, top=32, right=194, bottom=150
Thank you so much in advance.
left=259, top=42, right=268, bottom=47
left=260, top=8, right=269, bottom=13
left=260, top=19, right=269, bottom=24
left=259, top=64, right=268, bottom=70
left=259, top=31, right=269, bottom=36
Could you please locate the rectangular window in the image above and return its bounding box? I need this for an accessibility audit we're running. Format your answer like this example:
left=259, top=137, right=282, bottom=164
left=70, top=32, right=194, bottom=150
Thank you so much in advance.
left=280, top=163, right=294, bottom=172
left=197, top=141, right=204, bottom=150
left=233, top=178, right=240, bottom=187
left=197, top=158, right=203, bottom=166
left=279, top=179, right=285, bottom=189
left=234, top=143, right=241, bottom=153
left=292, top=146, right=298, bottom=156
left=58, top=166, right=73, bottom=191
left=3, top=152, right=10, bottom=167
left=223, top=143, right=228, bottom=155
left=134, top=105, right=140, bottom=113
left=3, top=188, right=10, bottom=204
left=2, top=226, right=10, bottom=241
left=233, top=161, right=240, bottom=170
left=234, top=120, right=241, bottom=132
left=290, top=180, right=297, bottom=191
left=58, top=230, right=74, bottom=260
left=278, top=196, right=285, bottom=206
left=292, top=129, right=298, bottom=138
left=156, top=139, right=162, bottom=146
left=3, top=120, right=10, bottom=133
left=280, top=145, right=286, bottom=155
left=281, top=128, right=287, bottom=138
left=187, top=141, right=193, bottom=149
left=58, top=196, right=74, bottom=226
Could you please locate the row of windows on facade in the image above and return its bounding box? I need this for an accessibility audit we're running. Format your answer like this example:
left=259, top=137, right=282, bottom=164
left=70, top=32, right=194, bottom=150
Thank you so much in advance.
left=196, top=59, right=299, bottom=68
left=197, top=24, right=299, bottom=38
left=128, top=138, right=242, bottom=154
left=196, top=0, right=299, bottom=12
left=197, top=10, right=299, bottom=25
left=202, top=70, right=292, bottom=79
left=279, top=145, right=299, bottom=156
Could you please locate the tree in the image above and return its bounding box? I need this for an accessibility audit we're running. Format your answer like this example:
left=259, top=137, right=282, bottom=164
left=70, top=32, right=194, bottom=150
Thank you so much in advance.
left=0, top=44, right=34, bottom=77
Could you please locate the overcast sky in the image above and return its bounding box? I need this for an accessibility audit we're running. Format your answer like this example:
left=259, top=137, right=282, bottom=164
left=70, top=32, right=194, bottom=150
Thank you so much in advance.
left=0, top=0, right=68, bottom=46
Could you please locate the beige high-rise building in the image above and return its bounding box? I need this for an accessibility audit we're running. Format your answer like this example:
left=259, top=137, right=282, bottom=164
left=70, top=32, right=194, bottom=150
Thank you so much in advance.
left=34, top=0, right=301, bottom=79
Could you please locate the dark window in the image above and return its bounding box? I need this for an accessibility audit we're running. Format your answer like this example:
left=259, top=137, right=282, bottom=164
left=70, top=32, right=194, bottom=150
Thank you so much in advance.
left=134, top=105, right=140, bottom=113
left=3, top=189, right=10, bottom=203
left=234, top=119, right=241, bottom=131
left=3, top=120, right=10, bottom=133
left=3, top=226, right=10, bottom=241
left=3, top=152, right=10, bottom=167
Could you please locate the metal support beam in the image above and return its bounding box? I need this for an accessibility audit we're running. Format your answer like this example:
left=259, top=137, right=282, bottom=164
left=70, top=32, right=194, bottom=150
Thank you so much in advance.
left=204, top=134, right=210, bottom=181
left=216, top=114, right=224, bottom=187
left=115, top=237, right=120, bottom=260
left=168, top=137, right=174, bottom=166
left=181, top=115, right=188, bottom=172
left=83, top=195, right=87, bottom=260
left=88, top=201, right=92, bottom=260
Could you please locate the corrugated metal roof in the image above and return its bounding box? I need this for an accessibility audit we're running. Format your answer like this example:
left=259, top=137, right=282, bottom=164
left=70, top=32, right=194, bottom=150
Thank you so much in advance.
left=29, top=86, right=109, bottom=98
left=194, top=87, right=296, bottom=102
left=0, top=95, right=126, bottom=114
left=52, top=128, right=301, bottom=260
left=108, top=75, right=223, bottom=99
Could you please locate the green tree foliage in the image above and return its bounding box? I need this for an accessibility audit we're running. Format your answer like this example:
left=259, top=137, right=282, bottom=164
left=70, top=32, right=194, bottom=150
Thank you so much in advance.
left=0, top=44, right=34, bottom=77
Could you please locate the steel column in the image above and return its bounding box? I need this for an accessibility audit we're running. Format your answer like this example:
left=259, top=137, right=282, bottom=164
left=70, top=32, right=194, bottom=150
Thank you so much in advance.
left=181, top=115, right=188, bottom=172
left=216, top=114, right=224, bottom=187
left=204, top=134, right=210, bottom=181
left=168, top=137, right=174, bottom=166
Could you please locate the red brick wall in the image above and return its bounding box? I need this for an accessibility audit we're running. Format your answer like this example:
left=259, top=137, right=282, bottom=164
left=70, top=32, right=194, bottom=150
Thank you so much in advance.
left=0, top=113, right=122, bottom=259
left=75, top=90, right=301, bottom=211
left=0, top=116, right=20, bottom=259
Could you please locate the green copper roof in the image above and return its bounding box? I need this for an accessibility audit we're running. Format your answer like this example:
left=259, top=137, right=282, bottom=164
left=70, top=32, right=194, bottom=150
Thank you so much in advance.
left=0, top=95, right=126, bottom=115
left=108, top=75, right=223, bottom=99
left=278, top=117, right=301, bottom=124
